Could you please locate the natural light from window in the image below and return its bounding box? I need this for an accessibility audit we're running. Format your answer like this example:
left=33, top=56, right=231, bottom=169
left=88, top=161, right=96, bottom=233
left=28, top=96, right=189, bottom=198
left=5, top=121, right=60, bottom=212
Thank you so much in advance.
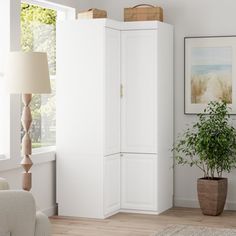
left=0, top=74, right=8, bottom=157
left=21, top=3, right=56, bottom=150
left=0, top=1, right=10, bottom=157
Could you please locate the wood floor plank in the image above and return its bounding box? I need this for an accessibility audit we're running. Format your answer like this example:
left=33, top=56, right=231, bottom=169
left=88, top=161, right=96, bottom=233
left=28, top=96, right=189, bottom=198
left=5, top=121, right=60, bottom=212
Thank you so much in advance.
left=50, top=208, right=236, bottom=236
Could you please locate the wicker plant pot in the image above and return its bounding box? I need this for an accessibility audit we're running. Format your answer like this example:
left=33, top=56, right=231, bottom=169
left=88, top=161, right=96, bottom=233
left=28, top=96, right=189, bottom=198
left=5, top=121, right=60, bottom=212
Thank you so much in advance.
left=197, top=178, right=228, bottom=216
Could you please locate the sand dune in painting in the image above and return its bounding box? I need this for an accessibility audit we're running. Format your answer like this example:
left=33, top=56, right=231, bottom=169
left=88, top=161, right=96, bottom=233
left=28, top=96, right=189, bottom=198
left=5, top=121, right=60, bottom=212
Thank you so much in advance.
left=191, top=66, right=232, bottom=104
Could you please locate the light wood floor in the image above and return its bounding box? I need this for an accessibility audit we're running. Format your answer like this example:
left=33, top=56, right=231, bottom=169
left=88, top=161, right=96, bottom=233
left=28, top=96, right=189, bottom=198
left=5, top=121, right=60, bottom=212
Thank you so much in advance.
left=51, top=208, right=236, bottom=236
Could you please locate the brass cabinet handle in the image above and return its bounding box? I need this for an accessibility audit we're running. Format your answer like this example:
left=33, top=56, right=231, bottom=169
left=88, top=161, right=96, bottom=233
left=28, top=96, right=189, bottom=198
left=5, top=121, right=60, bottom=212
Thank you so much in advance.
left=120, top=84, right=124, bottom=98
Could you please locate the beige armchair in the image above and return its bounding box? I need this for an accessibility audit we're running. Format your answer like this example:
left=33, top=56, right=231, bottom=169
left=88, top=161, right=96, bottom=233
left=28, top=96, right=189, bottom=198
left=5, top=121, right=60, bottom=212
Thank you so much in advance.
left=0, top=178, right=51, bottom=236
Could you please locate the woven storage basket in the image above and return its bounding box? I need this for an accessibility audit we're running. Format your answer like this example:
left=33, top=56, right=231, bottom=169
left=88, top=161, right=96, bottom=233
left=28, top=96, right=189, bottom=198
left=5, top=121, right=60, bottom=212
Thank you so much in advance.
left=78, top=8, right=107, bottom=19
left=124, top=4, right=163, bottom=22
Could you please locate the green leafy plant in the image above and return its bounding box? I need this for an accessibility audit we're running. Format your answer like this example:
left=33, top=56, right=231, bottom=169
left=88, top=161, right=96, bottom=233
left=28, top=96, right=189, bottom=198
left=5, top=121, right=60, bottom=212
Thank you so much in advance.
left=173, top=101, right=236, bottom=179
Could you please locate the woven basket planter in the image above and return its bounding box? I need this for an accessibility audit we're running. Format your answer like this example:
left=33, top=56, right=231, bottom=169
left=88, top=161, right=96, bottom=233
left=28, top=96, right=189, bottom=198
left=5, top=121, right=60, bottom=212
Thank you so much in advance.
left=197, top=178, right=228, bottom=216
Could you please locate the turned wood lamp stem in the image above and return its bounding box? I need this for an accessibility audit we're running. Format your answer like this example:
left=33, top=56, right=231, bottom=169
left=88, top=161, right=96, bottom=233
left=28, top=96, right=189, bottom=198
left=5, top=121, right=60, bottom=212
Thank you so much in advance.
left=21, top=94, right=33, bottom=191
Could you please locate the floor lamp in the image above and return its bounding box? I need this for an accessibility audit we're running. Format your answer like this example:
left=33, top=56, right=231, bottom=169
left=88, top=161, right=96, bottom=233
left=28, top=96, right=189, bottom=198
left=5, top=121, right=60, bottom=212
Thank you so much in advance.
left=5, top=52, right=51, bottom=191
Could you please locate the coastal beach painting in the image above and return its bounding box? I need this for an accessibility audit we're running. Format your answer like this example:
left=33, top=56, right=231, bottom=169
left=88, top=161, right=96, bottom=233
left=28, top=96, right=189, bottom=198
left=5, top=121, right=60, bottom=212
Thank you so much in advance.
left=185, top=36, right=236, bottom=114
left=191, top=47, right=232, bottom=104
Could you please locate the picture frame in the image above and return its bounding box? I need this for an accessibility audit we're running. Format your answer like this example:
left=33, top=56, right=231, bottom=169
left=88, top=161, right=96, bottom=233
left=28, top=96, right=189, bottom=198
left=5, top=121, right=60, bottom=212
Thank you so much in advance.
left=184, top=36, right=236, bottom=114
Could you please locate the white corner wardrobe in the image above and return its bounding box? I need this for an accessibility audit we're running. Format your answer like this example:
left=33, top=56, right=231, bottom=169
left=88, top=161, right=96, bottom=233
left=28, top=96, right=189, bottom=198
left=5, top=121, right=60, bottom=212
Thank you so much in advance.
left=56, top=19, right=173, bottom=219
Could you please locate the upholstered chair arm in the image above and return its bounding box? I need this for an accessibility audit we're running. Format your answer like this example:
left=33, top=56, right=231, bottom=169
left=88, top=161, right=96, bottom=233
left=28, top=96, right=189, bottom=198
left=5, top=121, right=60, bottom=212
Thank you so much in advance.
left=0, top=190, right=36, bottom=236
left=35, top=211, right=51, bottom=236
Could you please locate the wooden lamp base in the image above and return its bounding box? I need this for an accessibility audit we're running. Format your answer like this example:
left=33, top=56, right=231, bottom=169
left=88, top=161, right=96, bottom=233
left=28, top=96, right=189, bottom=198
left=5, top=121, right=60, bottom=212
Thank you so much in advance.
left=21, top=94, right=33, bottom=191
left=22, top=172, right=32, bottom=191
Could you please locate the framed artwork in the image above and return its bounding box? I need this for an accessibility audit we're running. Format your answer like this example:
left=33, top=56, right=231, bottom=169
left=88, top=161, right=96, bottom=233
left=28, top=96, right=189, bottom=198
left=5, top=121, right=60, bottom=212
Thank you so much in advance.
left=184, top=36, right=236, bottom=114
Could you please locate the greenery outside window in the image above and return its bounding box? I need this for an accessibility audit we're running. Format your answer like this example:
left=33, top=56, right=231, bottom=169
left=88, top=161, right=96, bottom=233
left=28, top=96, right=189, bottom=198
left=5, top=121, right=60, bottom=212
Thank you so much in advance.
left=21, top=3, right=56, bottom=149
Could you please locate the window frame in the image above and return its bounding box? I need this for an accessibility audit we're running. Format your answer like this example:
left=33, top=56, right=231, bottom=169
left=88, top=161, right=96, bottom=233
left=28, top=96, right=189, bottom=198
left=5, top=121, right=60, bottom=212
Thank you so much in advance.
left=0, top=0, right=75, bottom=170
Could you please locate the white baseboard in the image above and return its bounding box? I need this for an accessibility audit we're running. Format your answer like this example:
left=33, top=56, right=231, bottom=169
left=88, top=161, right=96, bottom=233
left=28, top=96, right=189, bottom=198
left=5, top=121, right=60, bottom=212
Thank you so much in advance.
left=41, top=204, right=58, bottom=217
left=120, top=209, right=159, bottom=215
left=174, top=198, right=200, bottom=208
left=174, top=198, right=236, bottom=211
left=225, top=201, right=236, bottom=210
left=104, top=209, right=120, bottom=218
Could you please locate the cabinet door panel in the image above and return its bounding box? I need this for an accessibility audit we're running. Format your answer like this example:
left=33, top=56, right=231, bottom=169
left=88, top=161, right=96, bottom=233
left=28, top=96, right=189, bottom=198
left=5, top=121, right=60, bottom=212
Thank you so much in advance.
left=105, top=28, right=121, bottom=156
left=104, top=154, right=120, bottom=215
left=121, top=30, right=157, bottom=153
left=57, top=21, right=105, bottom=218
left=121, top=153, right=157, bottom=211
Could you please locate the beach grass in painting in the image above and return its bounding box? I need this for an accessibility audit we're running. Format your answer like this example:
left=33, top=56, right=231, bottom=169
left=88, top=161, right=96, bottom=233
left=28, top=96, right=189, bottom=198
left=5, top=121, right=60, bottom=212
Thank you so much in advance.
left=191, top=47, right=232, bottom=104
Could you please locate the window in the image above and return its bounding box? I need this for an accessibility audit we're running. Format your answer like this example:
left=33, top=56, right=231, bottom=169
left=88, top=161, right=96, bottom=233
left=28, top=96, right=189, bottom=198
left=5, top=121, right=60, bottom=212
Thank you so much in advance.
left=21, top=3, right=57, bottom=149
left=0, top=74, right=8, bottom=157
left=0, top=1, right=11, bottom=157
left=0, top=1, right=74, bottom=166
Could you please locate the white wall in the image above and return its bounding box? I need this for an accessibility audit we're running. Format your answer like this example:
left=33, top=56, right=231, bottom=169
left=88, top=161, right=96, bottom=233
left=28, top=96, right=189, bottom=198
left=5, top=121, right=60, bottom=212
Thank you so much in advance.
left=46, top=0, right=94, bottom=11
left=89, top=0, right=236, bottom=209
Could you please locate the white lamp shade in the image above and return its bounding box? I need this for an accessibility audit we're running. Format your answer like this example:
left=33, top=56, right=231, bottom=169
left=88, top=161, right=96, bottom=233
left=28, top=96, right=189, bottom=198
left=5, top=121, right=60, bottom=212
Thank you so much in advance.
left=5, top=52, right=51, bottom=94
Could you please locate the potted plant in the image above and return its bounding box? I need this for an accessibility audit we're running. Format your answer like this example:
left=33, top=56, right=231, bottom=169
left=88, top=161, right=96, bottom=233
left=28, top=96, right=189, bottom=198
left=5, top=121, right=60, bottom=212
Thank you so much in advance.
left=173, top=101, right=236, bottom=216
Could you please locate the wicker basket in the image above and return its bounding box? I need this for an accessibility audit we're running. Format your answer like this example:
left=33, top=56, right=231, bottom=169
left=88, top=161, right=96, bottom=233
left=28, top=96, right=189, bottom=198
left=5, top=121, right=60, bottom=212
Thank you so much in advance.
left=77, top=8, right=107, bottom=19
left=124, top=4, right=163, bottom=22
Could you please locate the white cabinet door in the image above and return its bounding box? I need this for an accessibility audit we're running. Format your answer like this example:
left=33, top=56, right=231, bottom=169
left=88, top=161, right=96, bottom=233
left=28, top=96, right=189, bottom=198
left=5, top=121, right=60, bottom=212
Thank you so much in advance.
left=121, top=153, right=157, bottom=211
left=121, top=30, right=157, bottom=154
left=104, top=154, right=121, bottom=216
left=105, top=28, right=121, bottom=156
left=57, top=21, right=106, bottom=218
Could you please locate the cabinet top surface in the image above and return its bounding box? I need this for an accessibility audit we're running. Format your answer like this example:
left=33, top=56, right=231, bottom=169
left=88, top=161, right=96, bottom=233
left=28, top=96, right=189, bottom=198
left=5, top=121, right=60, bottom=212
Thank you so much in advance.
left=60, top=18, right=173, bottom=31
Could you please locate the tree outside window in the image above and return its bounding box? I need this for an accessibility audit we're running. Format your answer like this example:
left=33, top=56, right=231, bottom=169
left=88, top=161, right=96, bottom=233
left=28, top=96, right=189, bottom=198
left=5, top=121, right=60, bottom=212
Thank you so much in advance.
left=21, top=3, right=56, bottom=148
